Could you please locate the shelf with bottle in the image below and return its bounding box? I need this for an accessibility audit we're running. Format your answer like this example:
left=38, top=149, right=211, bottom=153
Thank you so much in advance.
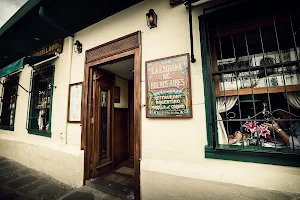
left=35, top=96, right=50, bottom=109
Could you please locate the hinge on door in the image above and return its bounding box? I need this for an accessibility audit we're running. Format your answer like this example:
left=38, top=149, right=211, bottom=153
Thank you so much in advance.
left=91, top=117, right=94, bottom=124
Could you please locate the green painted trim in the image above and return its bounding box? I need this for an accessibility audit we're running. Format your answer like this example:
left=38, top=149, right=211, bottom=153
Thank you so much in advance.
left=0, top=0, right=41, bottom=37
left=216, top=144, right=299, bottom=154
left=48, top=65, right=55, bottom=132
left=199, top=16, right=218, bottom=146
left=27, top=73, right=35, bottom=135
left=0, top=126, right=14, bottom=131
left=199, top=17, right=211, bottom=146
left=205, top=146, right=300, bottom=167
left=28, top=129, right=51, bottom=137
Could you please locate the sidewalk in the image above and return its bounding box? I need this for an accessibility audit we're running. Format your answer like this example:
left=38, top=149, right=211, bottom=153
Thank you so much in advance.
left=1, top=156, right=300, bottom=200
left=0, top=156, right=120, bottom=200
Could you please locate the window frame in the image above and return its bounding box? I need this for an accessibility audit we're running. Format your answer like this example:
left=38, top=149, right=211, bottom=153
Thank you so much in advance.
left=0, top=75, right=20, bottom=131
left=28, top=65, right=55, bottom=137
left=199, top=12, right=300, bottom=167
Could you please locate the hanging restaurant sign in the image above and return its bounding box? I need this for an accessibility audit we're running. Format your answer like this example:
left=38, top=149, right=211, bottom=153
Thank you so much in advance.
left=32, top=38, right=63, bottom=56
left=145, top=53, right=193, bottom=118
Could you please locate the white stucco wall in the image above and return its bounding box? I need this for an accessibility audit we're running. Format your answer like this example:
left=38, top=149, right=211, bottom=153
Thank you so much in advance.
left=114, top=76, right=128, bottom=108
left=0, top=37, right=84, bottom=187
left=68, top=0, right=300, bottom=197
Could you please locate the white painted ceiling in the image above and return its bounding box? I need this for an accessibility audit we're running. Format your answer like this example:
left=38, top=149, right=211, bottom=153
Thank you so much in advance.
left=97, top=57, right=134, bottom=80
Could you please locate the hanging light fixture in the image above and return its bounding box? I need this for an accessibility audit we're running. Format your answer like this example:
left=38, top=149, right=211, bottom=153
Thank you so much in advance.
left=74, top=40, right=82, bottom=54
left=146, top=9, right=157, bottom=29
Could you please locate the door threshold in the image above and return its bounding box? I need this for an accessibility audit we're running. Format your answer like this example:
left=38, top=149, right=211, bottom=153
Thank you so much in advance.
left=96, top=161, right=113, bottom=169
left=112, top=171, right=134, bottom=178
left=86, top=177, right=134, bottom=199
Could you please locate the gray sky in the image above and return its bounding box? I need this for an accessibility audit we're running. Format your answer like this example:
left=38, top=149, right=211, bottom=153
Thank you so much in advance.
left=0, top=0, right=28, bottom=28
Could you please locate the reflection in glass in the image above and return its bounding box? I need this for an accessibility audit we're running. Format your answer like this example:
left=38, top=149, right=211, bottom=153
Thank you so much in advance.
left=100, top=90, right=109, bottom=160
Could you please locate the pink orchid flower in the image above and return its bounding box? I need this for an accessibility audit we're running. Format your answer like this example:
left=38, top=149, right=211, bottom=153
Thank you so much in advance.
left=257, top=125, right=271, bottom=138
left=242, top=121, right=257, bottom=133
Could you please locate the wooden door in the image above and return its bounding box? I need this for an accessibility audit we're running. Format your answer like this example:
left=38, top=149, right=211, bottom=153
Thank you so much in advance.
left=90, top=69, right=114, bottom=178
left=113, top=108, right=129, bottom=167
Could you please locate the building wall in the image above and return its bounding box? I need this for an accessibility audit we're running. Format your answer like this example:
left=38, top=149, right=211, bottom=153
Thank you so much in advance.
left=0, top=37, right=84, bottom=187
left=68, top=0, right=300, bottom=197
left=1, top=0, right=300, bottom=197
left=114, top=76, right=128, bottom=108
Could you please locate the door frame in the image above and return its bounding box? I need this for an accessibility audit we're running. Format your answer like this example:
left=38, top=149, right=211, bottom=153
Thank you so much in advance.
left=81, top=31, right=141, bottom=199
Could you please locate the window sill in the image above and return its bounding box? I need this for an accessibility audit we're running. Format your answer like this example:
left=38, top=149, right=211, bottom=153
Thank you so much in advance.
left=0, top=126, right=14, bottom=131
left=28, top=129, right=51, bottom=138
left=205, top=145, right=300, bottom=167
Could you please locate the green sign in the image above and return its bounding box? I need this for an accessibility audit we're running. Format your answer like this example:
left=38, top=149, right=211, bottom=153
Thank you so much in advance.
left=0, top=58, right=24, bottom=77
left=145, top=54, right=193, bottom=118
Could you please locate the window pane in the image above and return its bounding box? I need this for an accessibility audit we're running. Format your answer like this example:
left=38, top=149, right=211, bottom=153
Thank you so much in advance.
left=28, top=65, right=54, bottom=134
left=0, top=76, right=19, bottom=129
left=217, top=93, right=300, bottom=151
left=215, top=17, right=300, bottom=92
left=209, top=9, right=300, bottom=153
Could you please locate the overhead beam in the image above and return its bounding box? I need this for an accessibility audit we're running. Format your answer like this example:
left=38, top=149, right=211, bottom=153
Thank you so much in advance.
left=39, top=6, right=74, bottom=37
left=0, top=0, right=42, bottom=37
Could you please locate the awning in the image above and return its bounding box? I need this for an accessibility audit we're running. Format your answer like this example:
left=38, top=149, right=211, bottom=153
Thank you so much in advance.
left=0, top=58, right=25, bottom=78
left=0, top=54, right=57, bottom=78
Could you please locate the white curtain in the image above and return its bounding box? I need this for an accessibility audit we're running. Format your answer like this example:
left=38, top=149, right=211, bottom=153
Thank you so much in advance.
left=286, top=92, right=300, bottom=109
left=216, top=96, right=238, bottom=144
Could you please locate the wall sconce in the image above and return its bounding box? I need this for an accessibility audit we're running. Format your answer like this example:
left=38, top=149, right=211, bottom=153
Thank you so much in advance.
left=74, top=40, right=82, bottom=54
left=146, top=9, right=157, bottom=29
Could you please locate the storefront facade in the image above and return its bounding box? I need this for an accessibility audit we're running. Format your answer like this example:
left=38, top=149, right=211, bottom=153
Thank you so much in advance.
left=0, top=0, right=300, bottom=199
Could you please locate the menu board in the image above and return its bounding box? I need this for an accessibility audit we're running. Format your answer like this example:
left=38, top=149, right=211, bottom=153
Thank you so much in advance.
left=146, top=54, right=193, bottom=118
left=68, top=83, right=82, bottom=122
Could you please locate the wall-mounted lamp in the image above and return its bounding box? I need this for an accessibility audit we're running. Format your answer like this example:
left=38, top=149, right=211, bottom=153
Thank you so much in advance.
left=74, top=40, right=82, bottom=54
left=146, top=9, right=157, bottom=29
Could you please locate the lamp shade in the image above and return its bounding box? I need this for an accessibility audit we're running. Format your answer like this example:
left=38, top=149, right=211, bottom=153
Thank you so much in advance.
left=146, top=9, right=157, bottom=29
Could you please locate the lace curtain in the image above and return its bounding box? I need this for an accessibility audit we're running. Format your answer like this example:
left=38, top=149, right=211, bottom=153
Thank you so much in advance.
left=286, top=92, right=300, bottom=109
left=216, top=96, right=238, bottom=144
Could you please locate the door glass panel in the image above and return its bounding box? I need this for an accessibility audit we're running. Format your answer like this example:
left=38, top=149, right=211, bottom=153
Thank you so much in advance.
left=100, top=90, right=109, bottom=160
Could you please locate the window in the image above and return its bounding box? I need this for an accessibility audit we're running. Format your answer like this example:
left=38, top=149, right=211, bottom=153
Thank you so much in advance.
left=200, top=1, right=300, bottom=166
left=28, top=65, right=54, bottom=137
left=0, top=76, right=19, bottom=130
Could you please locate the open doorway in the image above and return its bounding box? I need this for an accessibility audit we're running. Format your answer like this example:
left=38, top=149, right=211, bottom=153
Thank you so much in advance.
left=87, top=56, right=135, bottom=198
left=81, top=32, right=141, bottom=200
